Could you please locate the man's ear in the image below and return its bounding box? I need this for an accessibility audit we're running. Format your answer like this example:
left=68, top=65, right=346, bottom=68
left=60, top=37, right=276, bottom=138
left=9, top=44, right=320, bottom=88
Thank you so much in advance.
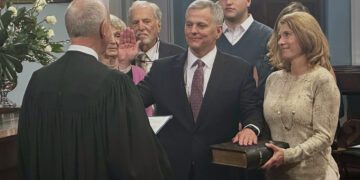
left=100, top=19, right=112, bottom=42
left=247, top=0, right=252, bottom=8
left=157, top=20, right=161, bottom=34
left=100, top=20, right=106, bottom=39
left=215, top=25, right=223, bottom=39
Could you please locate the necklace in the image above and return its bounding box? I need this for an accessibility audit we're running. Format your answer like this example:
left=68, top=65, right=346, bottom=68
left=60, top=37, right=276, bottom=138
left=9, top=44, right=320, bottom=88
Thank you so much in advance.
left=277, top=73, right=296, bottom=131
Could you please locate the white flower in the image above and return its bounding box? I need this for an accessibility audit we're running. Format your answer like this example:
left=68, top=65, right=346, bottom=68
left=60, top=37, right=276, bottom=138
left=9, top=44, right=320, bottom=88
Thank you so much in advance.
left=47, top=29, right=55, bottom=38
left=35, top=0, right=47, bottom=7
left=39, top=40, right=47, bottom=46
left=45, top=16, right=57, bottom=25
left=35, top=6, right=43, bottom=12
left=8, top=6, right=17, bottom=17
left=34, top=0, right=47, bottom=12
left=44, top=45, right=52, bottom=52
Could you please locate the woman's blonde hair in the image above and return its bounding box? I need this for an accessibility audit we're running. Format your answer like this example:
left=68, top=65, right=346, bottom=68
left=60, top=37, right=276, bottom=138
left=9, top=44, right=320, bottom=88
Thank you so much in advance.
left=110, top=14, right=126, bottom=31
left=267, top=2, right=309, bottom=70
left=269, top=12, right=332, bottom=72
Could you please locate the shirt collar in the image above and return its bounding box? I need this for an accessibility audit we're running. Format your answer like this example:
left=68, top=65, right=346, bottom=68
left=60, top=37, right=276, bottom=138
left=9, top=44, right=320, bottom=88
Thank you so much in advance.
left=187, top=46, right=217, bottom=70
left=144, top=38, right=160, bottom=61
left=67, top=45, right=99, bottom=60
left=222, top=14, right=254, bottom=33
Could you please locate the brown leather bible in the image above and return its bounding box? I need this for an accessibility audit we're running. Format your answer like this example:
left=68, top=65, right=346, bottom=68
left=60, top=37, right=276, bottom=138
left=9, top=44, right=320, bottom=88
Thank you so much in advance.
left=211, top=140, right=289, bottom=169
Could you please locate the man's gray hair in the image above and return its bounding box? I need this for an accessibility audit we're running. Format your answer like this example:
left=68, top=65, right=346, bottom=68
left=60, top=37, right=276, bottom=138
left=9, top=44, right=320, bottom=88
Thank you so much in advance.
left=186, top=0, right=224, bottom=26
left=128, top=1, right=162, bottom=23
left=65, top=0, right=107, bottom=38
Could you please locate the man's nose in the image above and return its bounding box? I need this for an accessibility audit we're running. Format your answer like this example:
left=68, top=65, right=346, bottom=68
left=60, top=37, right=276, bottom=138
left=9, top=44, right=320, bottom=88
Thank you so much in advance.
left=108, top=35, right=115, bottom=44
left=111, top=39, right=118, bottom=45
left=114, top=38, right=120, bottom=44
left=138, top=21, right=146, bottom=30
left=190, top=26, right=199, bottom=34
left=225, top=0, right=233, bottom=5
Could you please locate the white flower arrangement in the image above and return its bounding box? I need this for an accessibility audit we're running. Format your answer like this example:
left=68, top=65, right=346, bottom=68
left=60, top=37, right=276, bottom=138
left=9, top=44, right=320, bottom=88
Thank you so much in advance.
left=0, top=0, right=64, bottom=82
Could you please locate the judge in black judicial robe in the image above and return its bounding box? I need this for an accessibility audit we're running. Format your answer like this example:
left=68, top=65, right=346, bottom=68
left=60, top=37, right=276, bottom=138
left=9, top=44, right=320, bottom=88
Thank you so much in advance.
left=17, top=1, right=171, bottom=180
left=18, top=51, right=171, bottom=180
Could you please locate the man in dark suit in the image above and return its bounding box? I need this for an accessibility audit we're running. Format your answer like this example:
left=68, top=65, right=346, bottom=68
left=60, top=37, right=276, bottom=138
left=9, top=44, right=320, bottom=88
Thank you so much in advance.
left=137, top=1, right=263, bottom=180
left=17, top=1, right=171, bottom=179
left=128, top=0, right=185, bottom=73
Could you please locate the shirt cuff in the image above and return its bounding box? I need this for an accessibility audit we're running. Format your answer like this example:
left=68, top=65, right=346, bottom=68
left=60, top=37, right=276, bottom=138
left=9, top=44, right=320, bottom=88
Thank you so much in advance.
left=244, top=124, right=260, bottom=136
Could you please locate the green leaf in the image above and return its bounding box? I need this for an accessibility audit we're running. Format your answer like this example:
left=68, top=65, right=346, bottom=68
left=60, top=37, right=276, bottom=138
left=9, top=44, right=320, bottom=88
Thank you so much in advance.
left=12, top=43, right=29, bottom=55
left=0, top=24, right=8, bottom=47
left=12, top=7, right=27, bottom=24
left=0, top=11, right=13, bottom=29
left=0, top=53, right=18, bottom=81
left=0, top=11, right=11, bottom=47
left=3, top=53, right=23, bottom=73
left=50, top=43, right=64, bottom=53
left=0, top=58, right=3, bottom=79
left=5, top=0, right=13, bottom=8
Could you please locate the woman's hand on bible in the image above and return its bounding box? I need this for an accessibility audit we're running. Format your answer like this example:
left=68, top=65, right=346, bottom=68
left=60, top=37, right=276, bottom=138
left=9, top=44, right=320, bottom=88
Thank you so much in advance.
left=261, top=143, right=285, bottom=169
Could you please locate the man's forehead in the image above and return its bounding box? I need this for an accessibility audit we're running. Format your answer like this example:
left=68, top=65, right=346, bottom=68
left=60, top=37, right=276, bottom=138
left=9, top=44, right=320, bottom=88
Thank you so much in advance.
left=131, top=6, right=156, bottom=17
left=186, top=9, right=212, bottom=21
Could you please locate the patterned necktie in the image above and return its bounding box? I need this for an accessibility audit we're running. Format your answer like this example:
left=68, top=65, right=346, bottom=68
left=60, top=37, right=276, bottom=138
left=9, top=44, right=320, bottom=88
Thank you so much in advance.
left=190, top=60, right=205, bottom=122
left=136, top=52, right=150, bottom=72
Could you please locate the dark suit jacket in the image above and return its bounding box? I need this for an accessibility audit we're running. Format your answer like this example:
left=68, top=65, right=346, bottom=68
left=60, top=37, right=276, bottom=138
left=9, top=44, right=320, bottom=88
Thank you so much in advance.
left=158, top=41, right=185, bottom=58
left=138, top=50, right=263, bottom=180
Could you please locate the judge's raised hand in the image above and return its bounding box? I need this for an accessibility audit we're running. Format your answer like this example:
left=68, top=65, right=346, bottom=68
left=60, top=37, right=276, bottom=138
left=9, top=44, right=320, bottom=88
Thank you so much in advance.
left=261, top=143, right=285, bottom=169
left=117, top=27, right=140, bottom=62
left=232, top=128, right=257, bottom=146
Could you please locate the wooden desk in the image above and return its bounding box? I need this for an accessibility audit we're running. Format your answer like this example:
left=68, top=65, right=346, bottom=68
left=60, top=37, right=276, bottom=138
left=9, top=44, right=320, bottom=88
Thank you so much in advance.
left=0, top=108, right=19, bottom=180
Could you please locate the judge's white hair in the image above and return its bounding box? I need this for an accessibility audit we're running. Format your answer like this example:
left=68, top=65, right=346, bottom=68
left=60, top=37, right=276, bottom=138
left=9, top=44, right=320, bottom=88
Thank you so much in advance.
left=65, top=0, right=108, bottom=38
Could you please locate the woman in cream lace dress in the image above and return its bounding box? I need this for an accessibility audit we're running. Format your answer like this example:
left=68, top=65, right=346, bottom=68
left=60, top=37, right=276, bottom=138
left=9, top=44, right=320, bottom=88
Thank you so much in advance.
left=262, top=12, right=340, bottom=180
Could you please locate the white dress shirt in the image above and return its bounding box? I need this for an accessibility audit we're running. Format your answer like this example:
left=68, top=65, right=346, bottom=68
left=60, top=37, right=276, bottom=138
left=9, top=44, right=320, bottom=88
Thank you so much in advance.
left=223, top=15, right=254, bottom=45
left=185, top=47, right=217, bottom=97
left=185, top=46, right=260, bottom=135
left=142, top=39, right=160, bottom=73
left=67, top=45, right=99, bottom=60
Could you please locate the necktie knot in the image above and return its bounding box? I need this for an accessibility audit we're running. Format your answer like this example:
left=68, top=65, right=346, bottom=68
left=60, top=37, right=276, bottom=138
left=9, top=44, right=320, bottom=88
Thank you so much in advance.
left=137, top=52, right=150, bottom=63
left=193, top=60, right=205, bottom=68
left=136, top=52, right=151, bottom=72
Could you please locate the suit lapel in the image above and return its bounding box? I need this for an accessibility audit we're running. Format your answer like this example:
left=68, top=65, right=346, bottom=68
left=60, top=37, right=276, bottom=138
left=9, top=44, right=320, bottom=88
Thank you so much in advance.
left=169, top=52, right=196, bottom=130
left=195, top=51, right=227, bottom=127
left=158, top=41, right=167, bottom=58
